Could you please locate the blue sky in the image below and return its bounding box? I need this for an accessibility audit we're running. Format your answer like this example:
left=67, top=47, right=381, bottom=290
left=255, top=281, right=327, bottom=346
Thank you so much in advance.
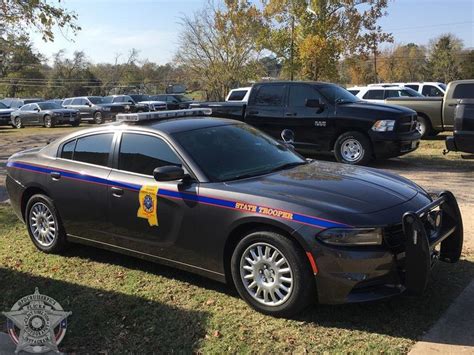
left=31, top=0, right=474, bottom=65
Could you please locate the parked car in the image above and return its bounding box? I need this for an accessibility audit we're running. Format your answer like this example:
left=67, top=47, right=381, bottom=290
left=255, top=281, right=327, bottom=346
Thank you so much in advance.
left=445, top=99, right=474, bottom=155
left=368, top=82, right=446, bottom=97
left=150, top=94, right=194, bottom=110
left=0, top=102, right=16, bottom=126
left=5, top=108, right=463, bottom=317
left=127, top=94, right=167, bottom=112
left=0, top=98, right=44, bottom=109
left=226, top=87, right=252, bottom=102
left=191, top=81, right=421, bottom=165
left=63, top=96, right=125, bottom=124
left=385, top=79, right=474, bottom=137
left=11, top=102, right=80, bottom=128
left=45, top=99, right=65, bottom=106
left=348, top=86, right=423, bottom=104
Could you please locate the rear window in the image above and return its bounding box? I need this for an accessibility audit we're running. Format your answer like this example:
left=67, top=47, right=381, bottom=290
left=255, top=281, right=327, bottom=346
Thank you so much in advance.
left=452, top=84, right=474, bottom=99
left=363, top=90, right=384, bottom=100
left=228, top=90, right=248, bottom=101
left=348, top=90, right=359, bottom=95
left=73, top=133, right=114, bottom=167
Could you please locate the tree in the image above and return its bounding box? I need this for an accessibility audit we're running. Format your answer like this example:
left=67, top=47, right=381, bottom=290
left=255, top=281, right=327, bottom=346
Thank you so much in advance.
left=0, top=34, right=45, bottom=97
left=47, top=50, right=100, bottom=98
left=459, top=49, right=474, bottom=80
left=0, top=0, right=80, bottom=41
left=377, top=43, right=428, bottom=82
left=175, top=0, right=265, bottom=101
left=428, top=34, right=463, bottom=83
left=261, top=0, right=392, bottom=81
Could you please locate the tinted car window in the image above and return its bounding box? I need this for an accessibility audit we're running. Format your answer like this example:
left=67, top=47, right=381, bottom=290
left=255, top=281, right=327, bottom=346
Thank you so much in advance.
left=88, top=97, right=104, bottom=104
left=11, top=101, right=22, bottom=109
left=119, top=133, right=181, bottom=175
left=405, top=84, right=419, bottom=91
left=363, top=90, right=384, bottom=100
left=422, top=85, right=443, bottom=97
left=0, top=102, right=8, bottom=109
left=73, top=134, right=114, bottom=167
left=253, top=85, right=285, bottom=106
left=348, top=90, right=359, bottom=95
left=288, top=84, right=323, bottom=107
left=38, top=102, right=62, bottom=110
left=452, top=84, right=474, bottom=99
left=71, top=98, right=82, bottom=105
left=63, top=99, right=72, bottom=106
left=61, top=140, right=76, bottom=160
left=166, top=96, right=178, bottom=103
left=228, top=90, right=248, bottom=101
left=20, top=104, right=31, bottom=111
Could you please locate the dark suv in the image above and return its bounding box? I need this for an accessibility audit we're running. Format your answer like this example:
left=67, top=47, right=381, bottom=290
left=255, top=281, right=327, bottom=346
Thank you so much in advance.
left=150, top=94, right=194, bottom=110
left=0, top=98, right=44, bottom=109
left=63, top=96, right=122, bottom=124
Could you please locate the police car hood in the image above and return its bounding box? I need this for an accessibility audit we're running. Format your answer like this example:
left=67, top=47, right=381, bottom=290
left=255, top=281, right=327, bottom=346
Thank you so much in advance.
left=225, top=161, right=422, bottom=214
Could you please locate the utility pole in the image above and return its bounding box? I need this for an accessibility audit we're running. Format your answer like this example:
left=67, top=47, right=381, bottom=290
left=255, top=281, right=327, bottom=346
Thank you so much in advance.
left=290, top=14, right=294, bottom=81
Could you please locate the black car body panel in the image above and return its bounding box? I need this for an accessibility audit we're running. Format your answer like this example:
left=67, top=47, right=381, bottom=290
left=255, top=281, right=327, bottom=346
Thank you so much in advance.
left=6, top=115, right=463, bottom=305
left=191, top=81, right=421, bottom=160
left=446, top=99, right=474, bottom=154
left=0, top=102, right=15, bottom=125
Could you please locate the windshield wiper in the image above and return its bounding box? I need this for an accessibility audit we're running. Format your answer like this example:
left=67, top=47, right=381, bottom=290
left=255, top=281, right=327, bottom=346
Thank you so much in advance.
left=267, top=161, right=307, bottom=173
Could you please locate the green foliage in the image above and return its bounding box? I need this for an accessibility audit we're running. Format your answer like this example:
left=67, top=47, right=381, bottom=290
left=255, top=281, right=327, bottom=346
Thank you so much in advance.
left=0, top=0, right=80, bottom=42
left=175, top=0, right=266, bottom=100
left=428, top=34, right=464, bottom=83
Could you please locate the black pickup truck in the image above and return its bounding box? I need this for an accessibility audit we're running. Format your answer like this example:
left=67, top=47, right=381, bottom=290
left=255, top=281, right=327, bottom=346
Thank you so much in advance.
left=191, top=81, right=421, bottom=164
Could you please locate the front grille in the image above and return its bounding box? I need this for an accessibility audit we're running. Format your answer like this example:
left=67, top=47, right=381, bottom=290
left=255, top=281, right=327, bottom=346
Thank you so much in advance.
left=384, top=224, right=405, bottom=250
left=397, top=114, right=417, bottom=133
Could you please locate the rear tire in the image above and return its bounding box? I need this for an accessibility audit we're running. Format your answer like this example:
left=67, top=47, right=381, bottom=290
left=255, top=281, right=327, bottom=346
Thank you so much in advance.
left=416, top=116, right=432, bottom=138
left=94, top=111, right=103, bottom=124
left=334, top=131, right=372, bottom=165
left=25, top=194, right=68, bottom=253
left=231, top=230, right=315, bottom=317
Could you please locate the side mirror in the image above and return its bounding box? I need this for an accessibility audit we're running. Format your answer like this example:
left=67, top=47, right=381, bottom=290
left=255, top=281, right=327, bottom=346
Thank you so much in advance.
left=153, top=165, right=186, bottom=181
left=281, top=129, right=295, bottom=143
left=34, top=108, right=40, bottom=112
left=305, top=98, right=325, bottom=109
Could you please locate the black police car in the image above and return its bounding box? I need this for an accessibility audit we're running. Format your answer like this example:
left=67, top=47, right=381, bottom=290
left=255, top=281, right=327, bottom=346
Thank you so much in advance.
left=6, top=109, right=463, bottom=316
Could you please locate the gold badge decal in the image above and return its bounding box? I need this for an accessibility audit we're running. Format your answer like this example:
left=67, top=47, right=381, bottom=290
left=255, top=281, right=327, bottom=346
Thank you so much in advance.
left=137, top=185, right=159, bottom=226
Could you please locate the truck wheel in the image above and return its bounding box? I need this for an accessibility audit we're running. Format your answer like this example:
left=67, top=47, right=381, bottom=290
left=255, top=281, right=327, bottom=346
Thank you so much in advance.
left=230, top=230, right=315, bottom=317
left=416, top=116, right=432, bottom=138
left=43, top=115, right=55, bottom=128
left=334, top=131, right=372, bottom=165
left=25, top=194, right=68, bottom=253
left=94, top=111, right=103, bottom=124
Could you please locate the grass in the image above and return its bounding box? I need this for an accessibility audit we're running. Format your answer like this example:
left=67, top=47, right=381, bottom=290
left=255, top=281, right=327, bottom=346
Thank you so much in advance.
left=0, top=204, right=473, bottom=353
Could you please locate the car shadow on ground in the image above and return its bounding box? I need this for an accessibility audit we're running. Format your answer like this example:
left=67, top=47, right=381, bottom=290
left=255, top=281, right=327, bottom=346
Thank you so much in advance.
left=0, top=266, right=209, bottom=353
left=60, top=242, right=474, bottom=348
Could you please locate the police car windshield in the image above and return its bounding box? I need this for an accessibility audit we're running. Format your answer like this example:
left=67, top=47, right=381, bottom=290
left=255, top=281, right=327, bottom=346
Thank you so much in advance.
left=173, top=124, right=306, bottom=182
left=38, top=102, right=62, bottom=110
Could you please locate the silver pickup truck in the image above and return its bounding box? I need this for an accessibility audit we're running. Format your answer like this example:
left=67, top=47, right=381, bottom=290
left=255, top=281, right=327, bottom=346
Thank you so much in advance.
left=385, top=80, right=474, bottom=137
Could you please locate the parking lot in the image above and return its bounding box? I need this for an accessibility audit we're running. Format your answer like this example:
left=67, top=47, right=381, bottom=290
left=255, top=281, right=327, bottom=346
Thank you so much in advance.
left=0, top=125, right=473, bottom=352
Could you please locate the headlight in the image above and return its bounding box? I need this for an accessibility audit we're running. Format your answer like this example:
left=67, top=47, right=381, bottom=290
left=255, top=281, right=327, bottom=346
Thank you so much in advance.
left=372, top=120, right=395, bottom=132
left=125, top=105, right=130, bottom=110
left=317, top=228, right=383, bottom=246
left=53, top=112, right=62, bottom=116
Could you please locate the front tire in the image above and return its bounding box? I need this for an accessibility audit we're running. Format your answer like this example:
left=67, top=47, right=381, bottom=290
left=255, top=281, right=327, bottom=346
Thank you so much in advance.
left=44, top=115, right=54, bottom=128
left=416, top=116, right=432, bottom=138
left=12, top=116, right=22, bottom=129
left=334, top=131, right=372, bottom=165
left=93, top=111, right=103, bottom=124
left=231, top=230, right=315, bottom=317
left=25, top=194, right=67, bottom=253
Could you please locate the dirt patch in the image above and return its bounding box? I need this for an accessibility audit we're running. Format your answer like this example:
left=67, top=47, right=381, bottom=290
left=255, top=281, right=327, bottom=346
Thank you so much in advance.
left=0, top=127, right=473, bottom=253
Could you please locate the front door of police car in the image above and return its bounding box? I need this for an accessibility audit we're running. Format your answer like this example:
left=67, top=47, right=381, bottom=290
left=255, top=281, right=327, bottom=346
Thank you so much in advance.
left=106, top=132, right=198, bottom=261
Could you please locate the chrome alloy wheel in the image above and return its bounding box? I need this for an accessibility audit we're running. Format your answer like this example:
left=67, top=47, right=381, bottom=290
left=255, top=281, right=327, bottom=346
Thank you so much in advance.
left=341, top=138, right=364, bottom=162
left=239, top=242, right=293, bottom=306
left=29, top=202, right=56, bottom=247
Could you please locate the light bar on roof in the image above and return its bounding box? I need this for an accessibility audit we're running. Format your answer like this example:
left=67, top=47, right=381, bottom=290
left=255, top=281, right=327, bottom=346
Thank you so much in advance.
left=116, top=108, right=212, bottom=122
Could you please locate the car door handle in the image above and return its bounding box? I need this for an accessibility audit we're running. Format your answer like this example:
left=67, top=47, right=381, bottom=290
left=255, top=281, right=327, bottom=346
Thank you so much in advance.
left=50, top=172, right=61, bottom=180
left=111, top=186, right=124, bottom=197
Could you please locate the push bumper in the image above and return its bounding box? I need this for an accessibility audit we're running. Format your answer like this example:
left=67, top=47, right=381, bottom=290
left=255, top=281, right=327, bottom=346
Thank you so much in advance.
left=313, top=191, right=463, bottom=304
left=370, top=130, right=421, bottom=159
